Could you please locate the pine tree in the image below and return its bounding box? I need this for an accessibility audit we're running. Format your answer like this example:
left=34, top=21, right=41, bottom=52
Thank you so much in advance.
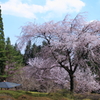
left=0, top=6, right=6, bottom=76
left=5, top=38, right=23, bottom=77
left=14, top=43, right=23, bottom=66
left=31, top=43, right=40, bottom=58
left=42, top=40, right=48, bottom=46
left=23, top=40, right=32, bottom=65
left=5, top=37, right=15, bottom=76
left=23, top=40, right=42, bottom=65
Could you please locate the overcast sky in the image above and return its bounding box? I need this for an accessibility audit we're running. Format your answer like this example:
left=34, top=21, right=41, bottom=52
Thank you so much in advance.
left=0, top=0, right=100, bottom=45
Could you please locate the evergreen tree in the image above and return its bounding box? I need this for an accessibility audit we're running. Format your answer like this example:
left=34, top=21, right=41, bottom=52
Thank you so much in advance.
left=5, top=37, right=16, bottom=77
left=0, top=6, right=6, bottom=76
left=5, top=37, right=12, bottom=64
left=30, top=43, right=41, bottom=58
left=14, top=43, right=23, bottom=66
left=5, top=37, right=23, bottom=77
left=42, top=40, right=48, bottom=46
left=23, top=40, right=32, bottom=65
left=23, top=40, right=42, bottom=65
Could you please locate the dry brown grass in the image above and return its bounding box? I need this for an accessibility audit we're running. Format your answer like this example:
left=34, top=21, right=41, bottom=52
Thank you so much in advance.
left=18, top=95, right=69, bottom=100
left=0, top=95, right=16, bottom=100
left=18, top=95, right=52, bottom=100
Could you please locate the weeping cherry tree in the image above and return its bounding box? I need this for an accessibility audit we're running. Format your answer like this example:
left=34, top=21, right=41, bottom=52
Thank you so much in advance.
left=18, top=13, right=100, bottom=92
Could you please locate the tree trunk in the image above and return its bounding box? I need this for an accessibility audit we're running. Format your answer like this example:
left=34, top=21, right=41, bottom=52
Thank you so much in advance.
left=69, top=74, right=74, bottom=92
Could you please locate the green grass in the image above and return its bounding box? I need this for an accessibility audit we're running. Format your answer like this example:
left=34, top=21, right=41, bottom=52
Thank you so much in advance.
left=0, top=90, right=70, bottom=100
left=0, top=90, right=48, bottom=98
left=0, top=90, right=100, bottom=100
left=0, top=90, right=27, bottom=98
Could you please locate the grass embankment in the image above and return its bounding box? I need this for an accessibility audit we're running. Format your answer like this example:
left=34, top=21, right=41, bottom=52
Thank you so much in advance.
left=0, top=90, right=100, bottom=100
